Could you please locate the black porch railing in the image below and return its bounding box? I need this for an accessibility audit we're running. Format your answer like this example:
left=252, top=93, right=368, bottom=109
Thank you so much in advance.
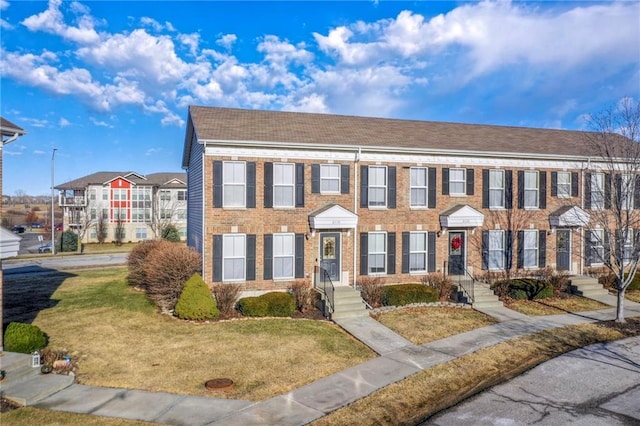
left=444, top=261, right=475, bottom=304
left=313, top=266, right=335, bottom=318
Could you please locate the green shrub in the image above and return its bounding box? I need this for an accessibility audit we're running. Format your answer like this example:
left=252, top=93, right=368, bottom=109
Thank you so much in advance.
left=161, top=224, right=181, bottom=242
left=383, top=284, right=438, bottom=306
left=4, top=322, right=47, bottom=354
left=174, top=274, right=219, bottom=320
left=59, top=230, right=78, bottom=252
left=628, top=274, right=640, bottom=291
left=507, top=279, right=553, bottom=300
left=237, top=292, right=296, bottom=317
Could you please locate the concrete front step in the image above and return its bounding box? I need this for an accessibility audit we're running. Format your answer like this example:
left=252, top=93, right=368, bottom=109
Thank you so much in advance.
left=570, top=275, right=611, bottom=298
left=330, top=286, right=368, bottom=320
left=468, top=283, right=505, bottom=309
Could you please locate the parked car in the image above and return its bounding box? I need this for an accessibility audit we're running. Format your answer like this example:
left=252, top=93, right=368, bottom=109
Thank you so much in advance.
left=54, top=223, right=63, bottom=231
left=31, top=223, right=42, bottom=228
left=12, top=225, right=26, bottom=233
left=38, top=242, right=53, bottom=253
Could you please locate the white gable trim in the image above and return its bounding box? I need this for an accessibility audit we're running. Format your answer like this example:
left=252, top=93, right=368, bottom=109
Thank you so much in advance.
left=549, top=206, right=590, bottom=228
left=439, top=205, right=485, bottom=228
left=1, top=227, right=21, bottom=259
left=309, top=205, right=358, bottom=230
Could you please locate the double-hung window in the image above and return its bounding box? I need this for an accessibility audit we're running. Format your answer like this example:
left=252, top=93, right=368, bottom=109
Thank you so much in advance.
left=273, top=163, right=295, bottom=207
left=223, top=162, right=246, bottom=207
left=409, top=232, right=427, bottom=272
left=136, top=228, right=147, bottom=239
left=488, top=230, right=505, bottom=270
left=410, top=167, right=428, bottom=207
left=368, top=232, right=387, bottom=274
left=273, top=234, right=294, bottom=279
left=621, top=174, right=634, bottom=210
left=556, top=172, right=571, bottom=198
left=622, top=230, right=634, bottom=264
left=177, top=190, right=187, bottom=201
left=589, top=230, right=605, bottom=265
left=320, top=164, right=340, bottom=193
left=524, top=171, right=539, bottom=208
left=489, top=170, right=505, bottom=208
left=368, top=166, right=387, bottom=207
left=590, top=173, right=605, bottom=209
left=522, top=230, right=538, bottom=268
left=449, top=168, right=466, bottom=196
left=223, top=234, right=246, bottom=281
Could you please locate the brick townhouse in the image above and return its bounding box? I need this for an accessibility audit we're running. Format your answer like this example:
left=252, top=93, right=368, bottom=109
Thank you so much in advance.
left=56, top=171, right=187, bottom=243
left=182, top=106, right=633, bottom=291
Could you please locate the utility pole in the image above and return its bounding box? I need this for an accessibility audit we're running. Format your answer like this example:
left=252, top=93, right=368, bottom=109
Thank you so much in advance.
left=51, top=148, right=57, bottom=255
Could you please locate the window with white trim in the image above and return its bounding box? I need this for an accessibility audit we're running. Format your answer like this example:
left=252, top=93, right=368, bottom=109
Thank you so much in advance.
left=621, top=174, right=633, bottom=210
left=524, top=171, right=539, bottom=208
left=223, top=161, right=246, bottom=207
left=409, top=232, right=427, bottom=272
left=273, top=233, right=294, bottom=279
left=488, top=230, right=505, bottom=270
left=159, top=190, right=171, bottom=201
left=177, top=190, right=187, bottom=201
left=223, top=234, right=246, bottom=281
left=136, top=227, right=147, bottom=239
left=589, top=230, right=605, bottom=264
left=368, top=166, right=387, bottom=207
left=591, top=173, right=605, bottom=209
left=449, top=168, right=466, bottom=196
left=102, top=189, right=109, bottom=201
left=623, top=230, right=633, bottom=264
left=489, top=169, right=505, bottom=208
left=410, top=167, right=427, bottom=207
left=320, top=164, right=340, bottom=193
left=522, top=230, right=538, bottom=268
left=274, top=163, right=295, bottom=207
left=368, top=232, right=387, bottom=274
left=557, top=172, right=571, bottom=198
left=90, top=209, right=97, bottom=220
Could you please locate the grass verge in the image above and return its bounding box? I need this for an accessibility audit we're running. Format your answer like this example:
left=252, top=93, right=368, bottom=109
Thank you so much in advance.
left=311, top=318, right=640, bottom=426
left=1, top=407, right=158, bottom=426
left=505, top=295, right=610, bottom=316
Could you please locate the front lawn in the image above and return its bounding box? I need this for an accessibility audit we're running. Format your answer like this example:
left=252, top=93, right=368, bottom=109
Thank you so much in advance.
left=505, top=295, right=611, bottom=316
left=3, top=268, right=374, bottom=401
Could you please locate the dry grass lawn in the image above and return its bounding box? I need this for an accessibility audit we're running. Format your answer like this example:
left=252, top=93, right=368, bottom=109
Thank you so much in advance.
left=371, top=306, right=497, bottom=344
left=4, top=268, right=373, bottom=401
left=505, top=295, right=610, bottom=316
left=1, top=407, right=158, bottom=426
left=626, top=290, right=640, bottom=303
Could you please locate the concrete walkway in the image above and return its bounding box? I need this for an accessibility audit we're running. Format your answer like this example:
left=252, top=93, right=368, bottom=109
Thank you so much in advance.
left=2, top=301, right=640, bottom=425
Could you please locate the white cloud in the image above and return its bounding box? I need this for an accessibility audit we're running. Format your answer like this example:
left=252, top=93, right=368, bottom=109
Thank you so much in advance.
left=1, top=0, right=9, bottom=10
left=217, top=34, right=237, bottom=50
left=89, top=117, right=112, bottom=127
left=59, top=117, right=71, bottom=127
left=33, top=149, right=47, bottom=155
left=21, top=0, right=99, bottom=44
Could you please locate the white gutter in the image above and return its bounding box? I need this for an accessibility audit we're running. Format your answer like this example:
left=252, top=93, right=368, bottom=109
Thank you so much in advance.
left=2, top=132, right=21, bottom=145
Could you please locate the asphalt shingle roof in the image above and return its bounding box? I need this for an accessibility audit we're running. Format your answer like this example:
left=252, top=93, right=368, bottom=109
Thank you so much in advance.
left=56, top=171, right=186, bottom=190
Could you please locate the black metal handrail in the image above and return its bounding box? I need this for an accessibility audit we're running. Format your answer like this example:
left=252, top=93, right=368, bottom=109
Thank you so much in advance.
left=444, top=261, right=475, bottom=304
left=313, top=266, right=335, bottom=318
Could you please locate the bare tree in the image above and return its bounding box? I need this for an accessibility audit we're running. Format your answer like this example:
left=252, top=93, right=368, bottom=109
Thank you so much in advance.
left=148, top=189, right=183, bottom=239
left=583, top=98, right=640, bottom=322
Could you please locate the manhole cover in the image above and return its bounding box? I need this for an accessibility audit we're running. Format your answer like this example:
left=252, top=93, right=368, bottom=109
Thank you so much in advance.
left=205, top=378, right=234, bottom=391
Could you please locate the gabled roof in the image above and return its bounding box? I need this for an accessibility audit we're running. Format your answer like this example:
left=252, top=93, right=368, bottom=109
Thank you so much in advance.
left=56, top=171, right=186, bottom=190
left=1, top=117, right=26, bottom=137
left=184, top=106, right=609, bottom=167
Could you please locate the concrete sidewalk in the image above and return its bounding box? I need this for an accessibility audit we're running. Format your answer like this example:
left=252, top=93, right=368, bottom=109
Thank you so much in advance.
left=2, top=301, right=640, bottom=425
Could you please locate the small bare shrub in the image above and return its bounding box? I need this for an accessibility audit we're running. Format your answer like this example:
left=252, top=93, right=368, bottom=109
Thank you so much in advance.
left=357, top=276, right=385, bottom=308
left=144, top=242, right=202, bottom=312
left=127, top=239, right=167, bottom=290
left=213, top=284, right=242, bottom=317
left=538, top=267, right=570, bottom=297
left=420, top=273, right=455, bottom=301
left=288, top=279, right=315, bottom=312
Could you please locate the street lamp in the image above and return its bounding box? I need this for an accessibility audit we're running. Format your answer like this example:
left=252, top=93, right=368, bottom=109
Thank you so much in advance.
left=51, top=148, right=57, bottom=255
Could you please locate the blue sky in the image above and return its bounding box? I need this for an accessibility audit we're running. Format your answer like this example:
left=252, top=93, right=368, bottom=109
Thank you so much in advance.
left=1, top=0, right=638, bottom=196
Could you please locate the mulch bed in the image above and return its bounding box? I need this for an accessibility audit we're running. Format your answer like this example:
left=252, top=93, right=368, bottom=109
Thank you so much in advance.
left=1, top=397, right=21, bottom=413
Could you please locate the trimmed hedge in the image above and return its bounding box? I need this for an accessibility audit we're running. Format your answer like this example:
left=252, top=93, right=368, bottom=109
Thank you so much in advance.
left=383, top=284, right=438, bottom=307
left=174, top=274, right=220, bottom=320
left=4, top=322, right=47, bottom=354
left=508, top=279, right=554, bottom=300
left=237, top=292, right=296, bottom=317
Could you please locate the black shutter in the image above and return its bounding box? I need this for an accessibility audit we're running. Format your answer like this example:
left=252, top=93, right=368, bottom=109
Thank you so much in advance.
left=311, top=164, right=320, bottom=193
left=246, top=162, right=256, bottom=208
left=604, top=231, right=611, bottom=267
left=442, top=168, right=450, bottom=195
left=634, top=175, right=640, bottom=209
left=466, top=169, right=474, bottom=195
left=264, top=162, right=273, bottom=208
left=387, top=232, right=396, bottom=274
left=505, top=170, right=513, bottom=209
left=213, top=161, right=223, bottom=208
left=401, top=232, right=410, bottom=274
left=538, top=231, right=546, bottom=268
left=585, top=172, right=592, bottom=209
left=586, top=232, right=593, bottom=266
left=571, top=172, right=579, bottom=197
left=341, top=164, right=350, bottom=194
left=482, top=169, right=489, bottom=208
left=517, top=230, right=524, bottom=269
left=295, top=163, right=305, bottom=207
left=428, top=167, right=437, bottom=208
left=360, top=233, right=368, bottom=275
left=360, top=165, right=368, bottom=208
left=605, top=173, right=612, bottom=209
left=295, top=233, right=304, bottom=278
left=505, top=230, right=513, bottom=270
left=517, top=170, right=524, bottom=209
left=427, top=232, right=436, bottom=273
left=213, top=235, right=222, bottom=282
left=388, top=166, right=396, bottom=209
left=263, top=234, right=273, bottom=280
left=615, top=174, right=622, bottom=209
left=482, top=231, right=489, bottom=270
left=539, top=171, right=547, bottom=209
left=551, top=171, right=558, bottom=197
left=246, top=235, right=256, bottom=280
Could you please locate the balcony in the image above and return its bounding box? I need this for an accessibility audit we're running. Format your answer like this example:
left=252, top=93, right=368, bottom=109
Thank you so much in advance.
left=59, top=195, right=87, bottom=207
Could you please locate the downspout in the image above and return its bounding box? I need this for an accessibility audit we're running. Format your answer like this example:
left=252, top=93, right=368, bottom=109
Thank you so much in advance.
left=353, top=147, right=361, bottom=287
left=2, top=132, right=21, bottom=146
left=580, top=158, right=590, bottom=276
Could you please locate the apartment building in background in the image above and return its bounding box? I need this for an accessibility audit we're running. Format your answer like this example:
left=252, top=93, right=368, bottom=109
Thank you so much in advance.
left=182, top=106, right=633, bottom=291
left=56, top=172, right=187, bottom=243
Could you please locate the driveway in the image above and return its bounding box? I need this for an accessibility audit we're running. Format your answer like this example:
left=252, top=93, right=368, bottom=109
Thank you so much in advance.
left=427, top=335, right=640, bottom=425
